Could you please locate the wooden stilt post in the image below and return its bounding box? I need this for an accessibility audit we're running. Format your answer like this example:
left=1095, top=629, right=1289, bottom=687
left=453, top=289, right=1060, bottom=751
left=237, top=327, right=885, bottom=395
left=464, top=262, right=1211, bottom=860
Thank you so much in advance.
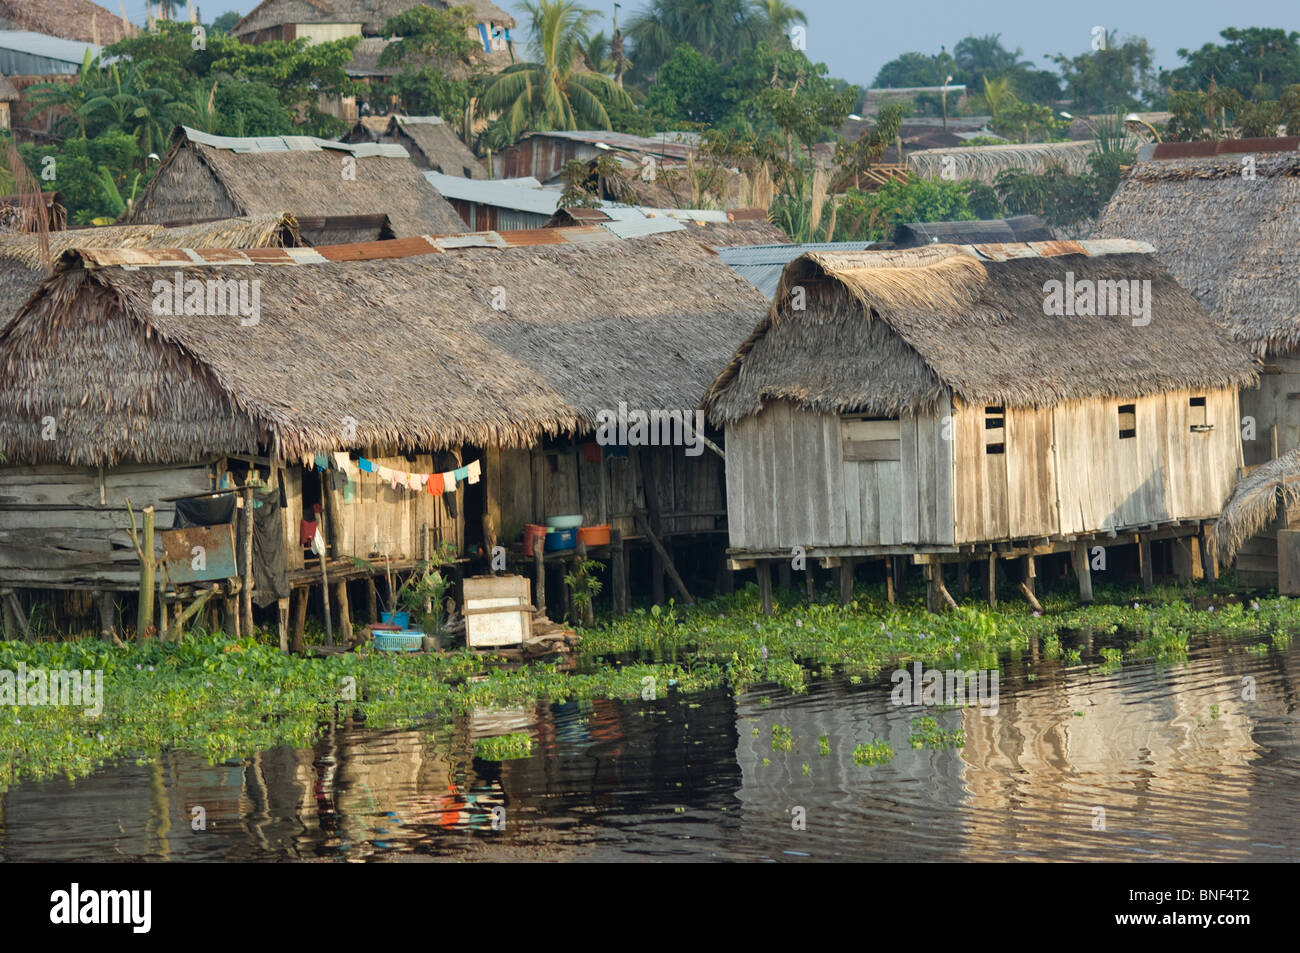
left=291, top=588, right=307, bottom=653
left=986, top=553, right=997, bottom=608
left=1073, top=543, right=1094, bottom=605
left=1138, top=533, right=1154, bottom=592
left=924, top=563, right=938, bottom=612
left=805, top=564, right=815, bottom=603
left=1173, top=535, right=1203, bottom=583
left=533, top=543, right=546, bottom=617
left=96, top=590, right=115, bottom=642
left=634, top=512, right=693, bottom=604
left=241, top=487, right=255, bottom=638
left=894, top=557, right=907, bottom=600
left=1022, top=555, right=1036, bottom=598
left=651, top=547, right=666, bottom=605
left=757, top=561, right=773, bottom=616
left=958, top=561, right=970, bottom=595
left=718, top=547, right=734, bottom=594
left=1200, top=526, right=1218, bottom=582
left=885, top=557, right=896, bottom=604
left=365, top=575, right=379, bottom=624
left=277, top=597, right=290, bottom=652
left=611, top=528, right=627, bottom=616
left=224, top=589, right=239, bottom=639
left=334, top=580, right=351, bottom=643
left=839, top=557, right=855, bottom=605
left=137, top=505, right=155, bottom=643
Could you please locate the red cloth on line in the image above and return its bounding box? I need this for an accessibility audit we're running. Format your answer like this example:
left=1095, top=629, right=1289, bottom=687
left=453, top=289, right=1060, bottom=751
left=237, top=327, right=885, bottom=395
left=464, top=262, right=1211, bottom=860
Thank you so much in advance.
left=299, top=519, right=317, bottom=546
left=427, top=474, right=443, bottom=496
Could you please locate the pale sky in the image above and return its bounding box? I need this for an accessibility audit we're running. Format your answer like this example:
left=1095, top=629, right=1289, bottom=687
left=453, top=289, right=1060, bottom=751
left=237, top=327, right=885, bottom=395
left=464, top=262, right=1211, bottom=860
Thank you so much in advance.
left=131, top=0, right=1299, bottom=89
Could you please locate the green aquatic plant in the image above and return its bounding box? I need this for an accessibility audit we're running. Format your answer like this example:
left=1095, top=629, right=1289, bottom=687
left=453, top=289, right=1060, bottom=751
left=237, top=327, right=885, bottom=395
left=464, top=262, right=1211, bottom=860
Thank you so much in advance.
left=852, top=739, right=894, bottom=765
left=473, top=732, right=533, bottom=761
left=908, top=716, right=964, bottom=750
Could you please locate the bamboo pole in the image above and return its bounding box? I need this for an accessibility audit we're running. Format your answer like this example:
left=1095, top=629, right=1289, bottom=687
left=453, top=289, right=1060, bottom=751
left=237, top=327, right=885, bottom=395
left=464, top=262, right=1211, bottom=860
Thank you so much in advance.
left=241, top=487, right=255, bottom=638
left=137, top=505, right=155, bottom=643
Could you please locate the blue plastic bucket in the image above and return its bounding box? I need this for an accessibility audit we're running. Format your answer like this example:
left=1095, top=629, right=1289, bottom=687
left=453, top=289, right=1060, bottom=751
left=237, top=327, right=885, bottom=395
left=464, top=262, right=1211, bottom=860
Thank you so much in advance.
left=544, top=527, right=577, bottom=551
left=381, top=611, right=411, bottom=628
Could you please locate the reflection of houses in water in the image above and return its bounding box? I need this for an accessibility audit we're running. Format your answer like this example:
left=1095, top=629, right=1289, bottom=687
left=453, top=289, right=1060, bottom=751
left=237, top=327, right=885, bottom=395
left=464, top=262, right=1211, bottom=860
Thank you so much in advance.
left=960, top=652, right=1262, bottom=859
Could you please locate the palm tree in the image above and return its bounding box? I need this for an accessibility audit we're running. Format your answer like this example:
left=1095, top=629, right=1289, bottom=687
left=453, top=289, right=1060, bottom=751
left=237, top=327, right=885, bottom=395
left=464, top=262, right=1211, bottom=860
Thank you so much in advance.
left=751, top=0, right=807, bottom=48
left=627, top=0, right=762, bottom=80
left=480, top=0, right=632, bottom=141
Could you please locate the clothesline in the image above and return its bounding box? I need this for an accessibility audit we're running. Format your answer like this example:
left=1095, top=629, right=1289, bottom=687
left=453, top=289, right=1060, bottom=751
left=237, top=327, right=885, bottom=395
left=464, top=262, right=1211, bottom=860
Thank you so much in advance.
left=308, top=451, right=481, bottom=497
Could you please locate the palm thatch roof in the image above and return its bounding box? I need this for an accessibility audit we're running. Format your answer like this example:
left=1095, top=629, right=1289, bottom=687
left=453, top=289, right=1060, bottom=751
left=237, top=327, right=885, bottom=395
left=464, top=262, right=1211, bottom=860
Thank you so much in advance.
left=705, top=240, right=1259, bottom=425
left=0, top=231, right=768, bottom=467
left=0, top=214, right=296, bottom=324
left=123, top=127, right=465, bottom=242
left=908, top=140, right=1097, bottom=185
left=349, top=116, right=487, bottom=178
left=0, top=0, right=137, bottom=45
left=234, top=0, right=514, bottom=38
left=1212, top=449, right=1300, bottom=566
left=1096, top=138, right=1300, bottom=355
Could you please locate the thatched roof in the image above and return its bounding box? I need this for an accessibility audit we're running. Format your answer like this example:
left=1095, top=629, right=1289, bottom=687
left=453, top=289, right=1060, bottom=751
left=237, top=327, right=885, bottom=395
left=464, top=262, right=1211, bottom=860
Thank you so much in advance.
left=908, top=140, right=1098, bottom=185
left=0, top=231, right=768, bottom=466
left=1212, top=449, right=1300, bottom=566
left=705, top=240, right=1259, bottom=424
left=0, top=214, right=296, bottom=325
left=893, top=215, right=1051, bottom=248
left=0, top=0, right=136, bottom=46
left=234, top=0, right=514, bottom=38
left=123, top=127, right=465, bottom=241
left=367, top=116, right=487, bottom=178
left=1096, top=139, right=1300, bottom=355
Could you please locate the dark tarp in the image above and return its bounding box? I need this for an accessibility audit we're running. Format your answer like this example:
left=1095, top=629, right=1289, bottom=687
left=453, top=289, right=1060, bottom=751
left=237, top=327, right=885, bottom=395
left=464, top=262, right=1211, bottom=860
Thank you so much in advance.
left=239, top=485, right=290, bottom=608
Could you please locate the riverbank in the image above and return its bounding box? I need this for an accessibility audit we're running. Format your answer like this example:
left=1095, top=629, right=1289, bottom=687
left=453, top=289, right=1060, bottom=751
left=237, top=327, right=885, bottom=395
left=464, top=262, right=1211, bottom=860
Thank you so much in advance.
left=2, top=579, right=1295, bottom=791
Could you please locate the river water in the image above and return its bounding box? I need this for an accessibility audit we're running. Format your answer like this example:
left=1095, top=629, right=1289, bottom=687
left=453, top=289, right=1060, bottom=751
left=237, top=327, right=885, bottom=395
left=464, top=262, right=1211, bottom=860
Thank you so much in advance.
left=2, top=633, right=1297, bottom=862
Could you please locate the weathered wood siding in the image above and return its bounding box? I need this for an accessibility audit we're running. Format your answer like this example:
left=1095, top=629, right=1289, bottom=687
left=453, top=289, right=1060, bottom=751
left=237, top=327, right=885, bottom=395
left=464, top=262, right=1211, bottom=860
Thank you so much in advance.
left=952, top=388, right=1240, bottom=543
left=0, top=462, right=214, bottom=588
left=725, top=398, right=953, bottom=551
left=1239, top=355, right=1300, bottom=466
left=491, top=442, right=722, bottom=542
left=325, top=454, right=462, bottom=560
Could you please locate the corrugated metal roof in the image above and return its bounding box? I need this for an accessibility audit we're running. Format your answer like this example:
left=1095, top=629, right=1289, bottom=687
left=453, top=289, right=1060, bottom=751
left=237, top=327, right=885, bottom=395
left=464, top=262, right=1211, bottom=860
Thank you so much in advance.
left=0, top=30, right=103, bottom=63
left=519, top=129, right=701, bottom=157
left=73, top=227, right=616, bottom=269
left=425, top=171, right=562, bottom=215
left=183, top=126, right=408, bottom=159
left=717, top=241, right=874, bottom=296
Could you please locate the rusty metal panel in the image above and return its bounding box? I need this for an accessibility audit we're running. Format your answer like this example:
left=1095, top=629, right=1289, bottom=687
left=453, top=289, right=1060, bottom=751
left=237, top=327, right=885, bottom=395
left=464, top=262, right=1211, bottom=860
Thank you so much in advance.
left=162, top=523, right=238, bottom=584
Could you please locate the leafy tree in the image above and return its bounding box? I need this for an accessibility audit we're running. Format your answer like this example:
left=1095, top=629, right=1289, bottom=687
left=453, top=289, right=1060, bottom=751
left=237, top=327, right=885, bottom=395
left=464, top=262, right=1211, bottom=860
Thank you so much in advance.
left=832, top=102, right=904, bottom=190
left=834, top=176, right=974, bottom=242
left=378, top=5, right=482, bottom=72
left=20, top=133, right=144, bottom=225
left=1052, top=33, right=1158, bottom=111
left=872, top=49, right=958, bottom=89
left=626, top=0, right=765, bottom=83
left=645, top=44, right=723, bottom=123
left=1165, top=80, right=1300, bottom=140
left=751, top=0, right=807, bottom=48
left=1165, top=28, right=1300, bottom=101
left=480, top=0, right=633, bottom=143
left=990, top=95, right=1068, bottom=142
left=953, top=34, right=1027, bottom=88
left=210, top=12, right=240, bottom=34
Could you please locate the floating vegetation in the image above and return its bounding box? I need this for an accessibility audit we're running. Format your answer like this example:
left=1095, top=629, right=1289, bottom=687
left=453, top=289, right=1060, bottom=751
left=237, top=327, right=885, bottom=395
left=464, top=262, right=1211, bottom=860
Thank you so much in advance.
left=771, top=723, right=795, bottom=751
left=818, top=735, right=830, bottom=756
left=852, top=739, right=894, bottom=765
left=908, top=716, right=964, bottom=750
left=473, top=732, right=533, bottom=761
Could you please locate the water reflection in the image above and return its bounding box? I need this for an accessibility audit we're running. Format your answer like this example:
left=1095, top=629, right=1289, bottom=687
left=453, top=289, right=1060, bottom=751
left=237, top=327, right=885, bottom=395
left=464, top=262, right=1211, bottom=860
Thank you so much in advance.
left=1, top=636, right=1296, bottom=862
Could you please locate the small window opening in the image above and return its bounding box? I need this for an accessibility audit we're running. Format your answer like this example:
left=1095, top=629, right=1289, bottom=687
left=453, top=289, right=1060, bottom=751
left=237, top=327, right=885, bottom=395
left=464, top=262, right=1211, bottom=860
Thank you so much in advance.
left=1118, top=403, right=1136, bottom=440
left=985, top=406, right=1005, bottom=454
left=1189, top=396, right=1212, bottom=433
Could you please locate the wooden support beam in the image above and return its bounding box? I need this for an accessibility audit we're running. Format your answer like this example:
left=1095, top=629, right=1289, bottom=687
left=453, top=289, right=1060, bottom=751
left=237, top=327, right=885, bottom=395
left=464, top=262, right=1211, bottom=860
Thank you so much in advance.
left=277, top=597, right=290, bottom=652
left=757, top=561, right=773, bottom=616
left=885, top=557, right=896, bottom=604
left=96, top=590, right=115, bottom=643
left=1018, top=580, right=1043, bottom=614
left=533, top=543, right=546, bottom=616
left=611, top=528, right=627, bottom=616
left=926, top=564, right=957, bottom=611
left=241, top=487, right=255, bottom=639
left=986, top=553, right=997, bottom=608
left=635, top=512, right=694, bottom=604
left=805, top=565, right=815, bottom=603
left=1022, top=554, right=1037, bottom=597
left=365, top=576, right=379, bottom=624
left=174, top=588, right=215, bottom=633
left=137, top=505, right=155, bottom=643
left=291, top=588, right=307, bottom=653
left=1138, top=533, right=1153, bottom=592
left=3, top=590, right=29, bottom=641
left=1172, top=535, right=1203, bottom=583
left=1200, top=527, right=1219, bottom=582
left=1073, top=543, right=1093, bottom=605
left=839, top=558, right=855, bottom=606
left=334, top=580, right=351, bottom=643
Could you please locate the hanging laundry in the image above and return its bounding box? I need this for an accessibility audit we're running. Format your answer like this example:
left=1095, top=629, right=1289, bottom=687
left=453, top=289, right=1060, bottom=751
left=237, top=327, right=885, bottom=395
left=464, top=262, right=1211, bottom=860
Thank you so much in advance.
left=299, top=519, right=318, bottom=546
left=442, top=471, right=457, bottom=493
left=313, top=452, right=329, bottom=471
left=453, top=465, right=468, bottom=481
left=376, top=465, right=393, bottom=481
left=310, top=527, right=326, bottom=558
left=467, top=459, right=482, bottom=484
left=358, top=458, right=375, bottom=473
left=426, top=474, right=442, bottom=496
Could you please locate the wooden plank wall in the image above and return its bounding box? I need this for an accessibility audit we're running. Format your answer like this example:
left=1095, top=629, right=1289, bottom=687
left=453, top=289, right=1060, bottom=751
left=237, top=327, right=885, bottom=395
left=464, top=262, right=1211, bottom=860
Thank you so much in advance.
left=326, top=454, right=462, bottom=560
left=1240, top=356, right=1300, bottom=466
left=957, top=387, right=1240, bottom=543
left=725, top=399, right=953, bottom=551
left=0, top=462, right=214, bottom=588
